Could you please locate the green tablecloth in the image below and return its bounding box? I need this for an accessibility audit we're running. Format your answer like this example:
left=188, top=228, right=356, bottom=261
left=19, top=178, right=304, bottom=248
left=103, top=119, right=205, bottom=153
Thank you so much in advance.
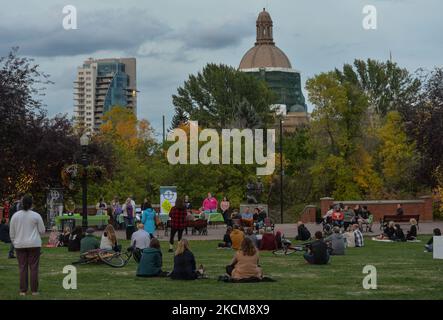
left=207, top=212, right=224, bottom=223
left=55, top=214, right=110, bottom=229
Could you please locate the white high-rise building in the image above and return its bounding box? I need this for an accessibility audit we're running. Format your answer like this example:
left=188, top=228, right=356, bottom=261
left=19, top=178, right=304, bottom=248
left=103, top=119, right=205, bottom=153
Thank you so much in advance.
left=74, top=57, right=137, bottom=132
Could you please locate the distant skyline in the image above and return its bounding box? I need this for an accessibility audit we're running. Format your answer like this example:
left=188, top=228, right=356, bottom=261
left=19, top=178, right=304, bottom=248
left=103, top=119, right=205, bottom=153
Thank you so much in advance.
left=1, top=0, right=442, bottom=138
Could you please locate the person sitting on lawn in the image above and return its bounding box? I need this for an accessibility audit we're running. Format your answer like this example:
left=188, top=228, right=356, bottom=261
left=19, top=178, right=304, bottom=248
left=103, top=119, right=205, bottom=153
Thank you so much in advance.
left=425, top=228, right=442, bottom=253
left=100, top=224, right=120, bottom=251
left=218, top=226, right=233, bottom=248
left=227, top=237, right=263, bottom=281
left=230, top=225, right=245, bottom=250
left=137, top=238, right=168, bottom=277
left=325, top=227, right=345, bottom=255
left=406, top=218, right=418, bottom=241
left=170, top=239, right=202, bottom=280
left=358, top=206, right=373, bottom=232
left=303, top=231, right=330, bottom=265
left=331, top=207, right=344, bottom=228
left=353, top=224, right=365, bottom=247
left=58, top=226, right=71, bottom=247
left=384, top=221, right=396, bottom=240
left=68, top=226, right=83, bottom=252
left=323, top=224, right=333, bottom=237
left=343, top=206, right=356, bottom=231
left=131, top=223, right=150, bottom=250
left=344, top=226, right=355, bottom=248
left=394, top=224, right=406, bottom=242
left=80, top=228, right=100, bottom=254
left=259, top=227, right=278, bottom=251
left=45, top=226, right=60, bottom=248
left=296, top=221, right=311, bottom=241
left=245, top=228, right=258, bottom=248
left=241, top=207, right=254, bottom=227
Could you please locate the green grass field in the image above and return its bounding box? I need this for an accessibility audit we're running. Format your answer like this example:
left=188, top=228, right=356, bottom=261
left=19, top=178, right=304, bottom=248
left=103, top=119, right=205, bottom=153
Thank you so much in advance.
left=1, top=235, right=442, bottom=300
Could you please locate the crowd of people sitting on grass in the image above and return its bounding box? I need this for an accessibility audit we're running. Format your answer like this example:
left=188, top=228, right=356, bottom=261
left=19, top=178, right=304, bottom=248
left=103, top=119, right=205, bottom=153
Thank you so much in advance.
left=2, top=194, right=443, bottom=295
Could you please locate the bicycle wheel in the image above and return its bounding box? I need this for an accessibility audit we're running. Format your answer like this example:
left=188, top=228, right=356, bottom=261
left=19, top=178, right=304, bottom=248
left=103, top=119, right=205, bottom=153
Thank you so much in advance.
left=272, top=248, right=287, bottom=256
left=98, top=251, right=128, bottom=268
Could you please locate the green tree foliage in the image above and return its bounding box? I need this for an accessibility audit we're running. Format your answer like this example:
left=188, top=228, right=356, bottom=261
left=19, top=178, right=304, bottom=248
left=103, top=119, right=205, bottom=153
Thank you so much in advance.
left=335, top=59, right=421, bottom=117
left=172, top=63, right=277, bottom=130
left=377, top=111, right=418, bottom=194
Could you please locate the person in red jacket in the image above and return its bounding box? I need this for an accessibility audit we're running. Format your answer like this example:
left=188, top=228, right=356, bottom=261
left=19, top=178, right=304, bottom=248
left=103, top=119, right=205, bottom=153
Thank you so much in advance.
left=332, top=207, right=344, bottom=228
left=169, top=198, right=188, bottom=252
left=259, top=228, right=278, bottom=251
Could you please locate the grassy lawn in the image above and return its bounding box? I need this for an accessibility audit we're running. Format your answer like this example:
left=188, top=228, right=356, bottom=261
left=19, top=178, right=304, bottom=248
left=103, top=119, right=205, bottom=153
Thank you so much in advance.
left=1, top=235, right=442, bottom=300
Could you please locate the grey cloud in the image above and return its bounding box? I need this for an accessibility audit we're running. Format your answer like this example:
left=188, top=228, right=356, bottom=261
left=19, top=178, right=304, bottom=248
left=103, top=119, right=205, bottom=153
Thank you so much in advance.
left=175, top=18, right=255, bottom=51
left=0, top=9, right=171, bottom=57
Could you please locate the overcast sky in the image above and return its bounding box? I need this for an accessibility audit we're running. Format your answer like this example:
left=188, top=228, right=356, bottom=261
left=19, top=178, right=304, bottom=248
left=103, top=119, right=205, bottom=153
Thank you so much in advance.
left=1, top=0, right=442, bottom=138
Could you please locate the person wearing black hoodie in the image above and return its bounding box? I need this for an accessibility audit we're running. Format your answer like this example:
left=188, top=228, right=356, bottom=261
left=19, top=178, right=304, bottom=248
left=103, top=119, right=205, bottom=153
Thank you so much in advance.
left=295, top=221, right=311, bottom=241
left=394, top=224, right=406, bottom=242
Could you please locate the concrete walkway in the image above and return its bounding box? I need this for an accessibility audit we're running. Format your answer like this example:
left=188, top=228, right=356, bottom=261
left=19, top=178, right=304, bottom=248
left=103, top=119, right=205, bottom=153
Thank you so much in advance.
left=103, top=221, right=443, bottom=241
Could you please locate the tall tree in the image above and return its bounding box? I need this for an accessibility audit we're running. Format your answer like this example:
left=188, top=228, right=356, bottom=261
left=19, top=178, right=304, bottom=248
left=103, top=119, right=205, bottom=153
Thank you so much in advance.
left=335, top=59, right=421, bottom=117
left=172, top=63, right=276, bottom=130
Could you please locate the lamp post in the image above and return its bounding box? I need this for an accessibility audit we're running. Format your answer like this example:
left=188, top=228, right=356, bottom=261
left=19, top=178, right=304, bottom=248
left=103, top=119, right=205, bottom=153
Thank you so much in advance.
left=80, top=133, right=89, bottom=231
left=279, top=118, right=284, bottom=224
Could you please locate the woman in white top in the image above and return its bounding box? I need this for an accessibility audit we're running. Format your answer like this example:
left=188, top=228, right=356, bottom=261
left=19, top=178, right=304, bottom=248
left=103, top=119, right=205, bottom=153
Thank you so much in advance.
left=9, top=194, right=45, bottom=296
left=344, top=227, right=356, bottom=248
left=100, top=224, right=118, bottom=251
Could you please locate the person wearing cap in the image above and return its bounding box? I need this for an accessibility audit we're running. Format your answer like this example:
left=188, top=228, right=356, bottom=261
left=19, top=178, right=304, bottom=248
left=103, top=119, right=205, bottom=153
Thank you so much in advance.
left=80, top=228, right=100, bottom=254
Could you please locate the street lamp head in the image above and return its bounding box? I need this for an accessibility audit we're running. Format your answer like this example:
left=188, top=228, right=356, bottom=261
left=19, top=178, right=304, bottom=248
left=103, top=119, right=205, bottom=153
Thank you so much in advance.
left=80, top=133, right=90, bottom=147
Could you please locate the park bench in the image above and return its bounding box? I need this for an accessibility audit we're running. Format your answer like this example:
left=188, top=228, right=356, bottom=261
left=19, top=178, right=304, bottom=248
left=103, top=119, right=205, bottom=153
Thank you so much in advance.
left=380, top=214, right=420, bottom=230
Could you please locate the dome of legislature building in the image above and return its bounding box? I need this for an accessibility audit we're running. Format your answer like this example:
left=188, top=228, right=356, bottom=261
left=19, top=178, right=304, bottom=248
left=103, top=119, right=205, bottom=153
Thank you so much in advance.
left=239, top=8, right=308, bottom=127
left=240, top=9, right=292, bottom=69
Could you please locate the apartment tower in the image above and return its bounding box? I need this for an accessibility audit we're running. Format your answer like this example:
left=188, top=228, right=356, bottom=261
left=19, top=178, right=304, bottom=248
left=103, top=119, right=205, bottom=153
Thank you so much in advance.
left=74, top=58, right=137, bottom=132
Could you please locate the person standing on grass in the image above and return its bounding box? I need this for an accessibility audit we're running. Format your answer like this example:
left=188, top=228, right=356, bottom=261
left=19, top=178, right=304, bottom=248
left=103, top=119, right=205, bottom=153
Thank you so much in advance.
left=202, top=192, right=218, bottom=213
left=9, top=194, right=45, bottom=296
left=141, top=201, right=156, bottom=239
left=168, top=198, right=187, bottom=252
left=220, top=196, right=230, bottom=224
left=122, top=198, right=135, bottom=228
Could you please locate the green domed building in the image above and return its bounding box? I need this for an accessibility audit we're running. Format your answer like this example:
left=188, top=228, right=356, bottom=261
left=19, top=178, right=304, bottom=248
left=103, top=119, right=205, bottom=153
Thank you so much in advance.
left=239, top=9, right=309, bottom=130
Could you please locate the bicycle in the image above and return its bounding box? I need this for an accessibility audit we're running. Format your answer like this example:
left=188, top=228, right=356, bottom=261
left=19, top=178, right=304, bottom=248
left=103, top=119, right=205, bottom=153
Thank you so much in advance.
left=72, top=248, right=134, bottom=268
left=272, top=238, right=306, bottom=256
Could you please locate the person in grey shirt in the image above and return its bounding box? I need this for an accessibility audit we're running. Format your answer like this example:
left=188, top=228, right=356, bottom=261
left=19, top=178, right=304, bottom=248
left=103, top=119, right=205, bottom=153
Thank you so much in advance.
left=131, top=223, right=151, bottom=250
left=325, top=227, right=346, bottom=255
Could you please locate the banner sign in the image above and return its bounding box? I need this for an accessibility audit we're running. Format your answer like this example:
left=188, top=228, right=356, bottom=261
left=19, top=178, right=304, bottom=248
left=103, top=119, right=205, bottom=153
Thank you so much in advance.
left=47, top=188, right=64, bottom=228
left=160, top=186, right=177, bottom=214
